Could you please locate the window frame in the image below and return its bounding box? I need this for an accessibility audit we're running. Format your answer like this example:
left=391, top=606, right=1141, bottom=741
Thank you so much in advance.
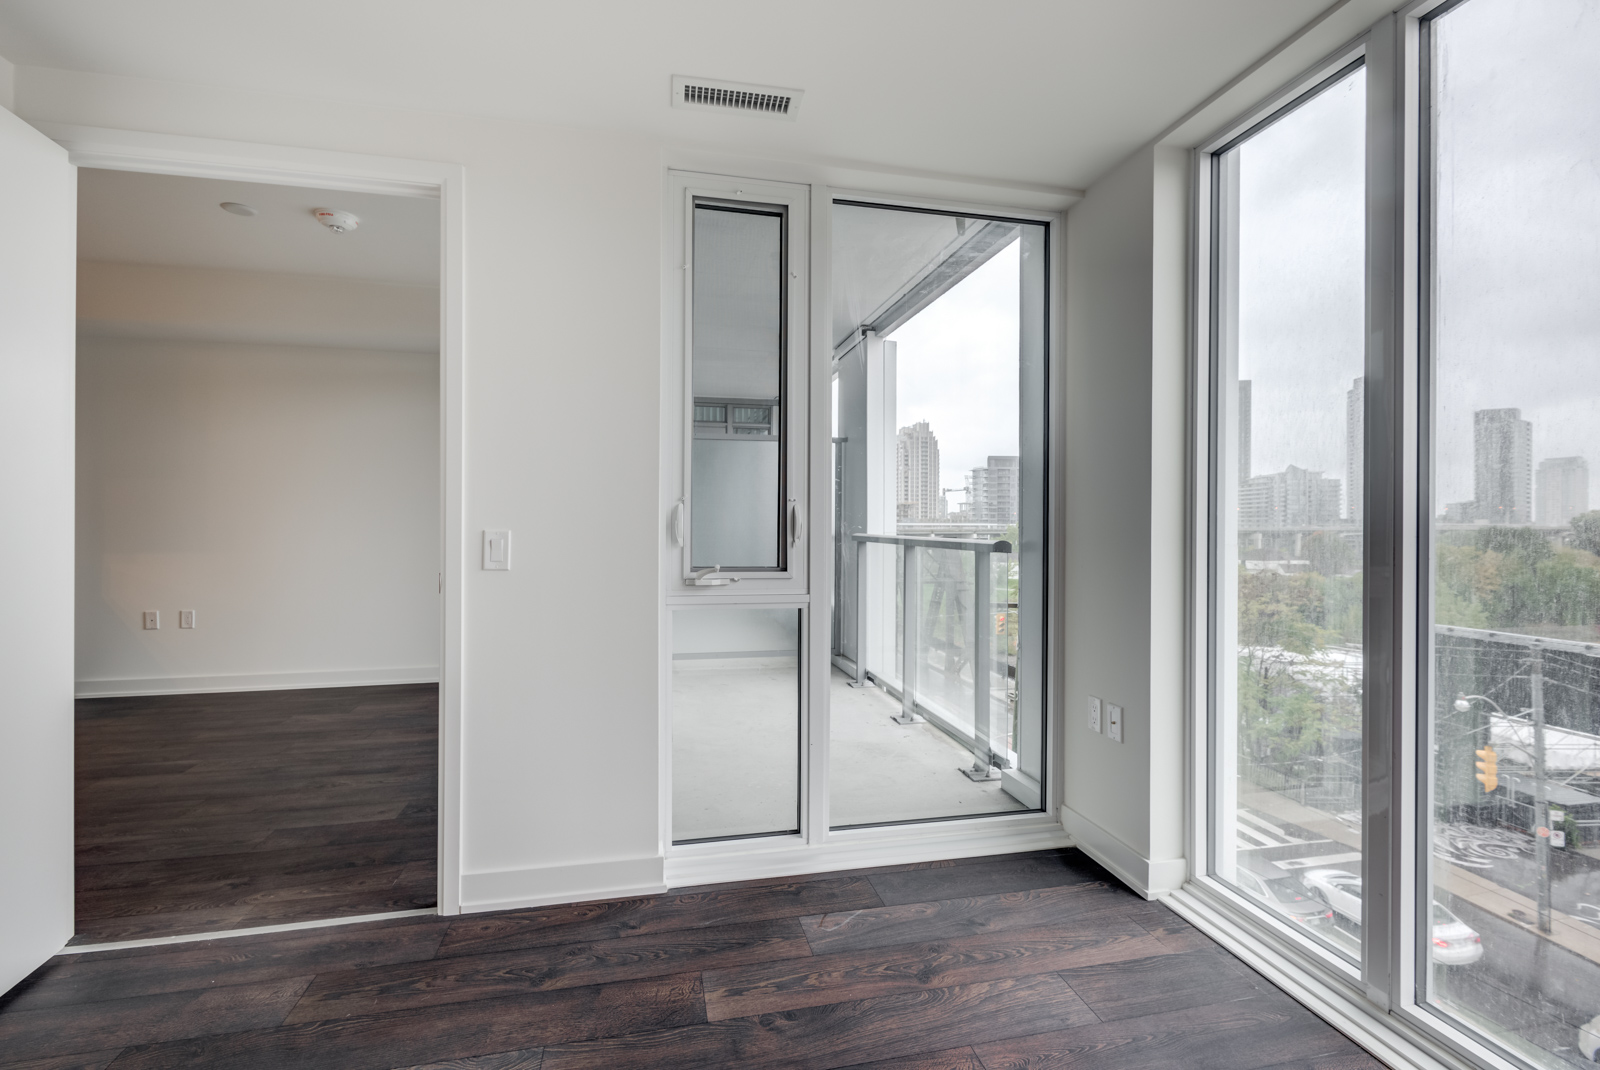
left=1190, top=33, right=1376, bottom=987
left=666, top=173, right=811, bottom=594
left=1187, top=5, right=1580, bottom=1070
left=660, top=169, right=1069, bottom=881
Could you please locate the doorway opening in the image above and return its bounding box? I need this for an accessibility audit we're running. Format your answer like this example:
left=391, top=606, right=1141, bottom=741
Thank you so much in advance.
left=72, top=168, right=442, bottom=944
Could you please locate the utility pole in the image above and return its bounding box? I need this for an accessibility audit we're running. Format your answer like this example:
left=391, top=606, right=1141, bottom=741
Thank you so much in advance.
left=1531, top=646, right=1551, bottom=934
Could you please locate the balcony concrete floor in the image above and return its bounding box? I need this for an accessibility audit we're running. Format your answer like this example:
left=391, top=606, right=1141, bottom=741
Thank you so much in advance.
left=671, top=663, right=1024, bottom=842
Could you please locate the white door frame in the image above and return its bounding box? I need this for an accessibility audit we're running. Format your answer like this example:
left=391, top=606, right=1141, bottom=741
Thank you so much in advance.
left=35, top=121, right=467, bottom=916
left=658, top=150, right=1076, bottom=888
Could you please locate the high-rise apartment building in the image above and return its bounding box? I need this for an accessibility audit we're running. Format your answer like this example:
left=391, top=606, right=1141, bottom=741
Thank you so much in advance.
left=1239, top=465, right=1343, bottom=529
left=1346, top=376, right=1363, bottom=525
left=896, top=420, right=943, bottom=522
left=1474, top=408, right=1532, bottom=524
left=966, top=456, right=1020, bottom=525
left=1536, top=455, right=1588, bottom=526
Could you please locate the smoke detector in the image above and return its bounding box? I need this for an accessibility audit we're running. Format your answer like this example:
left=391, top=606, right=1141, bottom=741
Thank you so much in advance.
left=671, top=76, right=803, bottom=120
left=312, top=208, right=360, bottom=233
left=219, top=201, right=257, bottom=217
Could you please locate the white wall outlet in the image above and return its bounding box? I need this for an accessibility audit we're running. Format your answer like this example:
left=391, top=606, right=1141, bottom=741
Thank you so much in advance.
left=142, top=610, right=159, bottom=630
left=1107, top=702, right=1124, bottom=743
left=483, top=529, right=511, bottom=571
left=178, top=609, right=196, bottom=629
left=1087, top=696, right=1102, bottom=734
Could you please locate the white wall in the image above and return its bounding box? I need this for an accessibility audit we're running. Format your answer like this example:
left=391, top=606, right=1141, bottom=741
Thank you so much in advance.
left=0, top=99, right=76, bottom=997
left=79, top=260, right=438, bottom=352
left=17, top=64, right=669, bottom=909
left=76, top=333, right=440, bottom=695
left=1061, top=143, right=1189, bottom=897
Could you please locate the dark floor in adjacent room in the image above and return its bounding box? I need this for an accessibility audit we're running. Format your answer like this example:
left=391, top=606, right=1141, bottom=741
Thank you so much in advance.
left=73, top=684, right=439, bottom=945
left=2, top=848, right=1385, bottom=1070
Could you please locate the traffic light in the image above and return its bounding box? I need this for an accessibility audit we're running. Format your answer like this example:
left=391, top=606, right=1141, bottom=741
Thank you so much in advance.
left=1475, top=745, right=1498, bottom=793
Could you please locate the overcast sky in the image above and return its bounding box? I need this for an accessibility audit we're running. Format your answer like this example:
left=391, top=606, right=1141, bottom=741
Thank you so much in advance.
left=1432, top=0, right=1600, bottom=508
left=888, top=239, right=1021, bottom=505
left=1239, top=0, right=1600, bottom=514
left=1235, top=66, right=1365, bottom=494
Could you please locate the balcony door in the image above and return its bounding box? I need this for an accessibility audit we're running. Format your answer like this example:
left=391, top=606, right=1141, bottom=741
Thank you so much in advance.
left=662, top=176, right=1052, bottom=854
left=828, top=200, right=1049, bottom=828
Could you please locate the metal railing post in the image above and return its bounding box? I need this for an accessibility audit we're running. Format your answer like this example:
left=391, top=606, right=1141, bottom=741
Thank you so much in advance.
left=1531, top=646, right=1551, bottom=934
left=852, top=538, right=868, bottom=687
left=964, top=545, right=1001, bottom=780
left=895, top=544, right=922, bottom=724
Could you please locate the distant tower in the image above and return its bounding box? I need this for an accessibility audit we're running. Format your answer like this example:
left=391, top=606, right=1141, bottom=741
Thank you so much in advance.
left=896, top=421, right=942, bottom=523
left=966, top=456, right=1020, bottom=525
left=1474, top=409, right=1532, bottom=524
left=1238, top=379, right=1252, bottom=486
left=1536, top=456, right=1589, bottom=526
left=1346, top=377, right=1364, bottom=526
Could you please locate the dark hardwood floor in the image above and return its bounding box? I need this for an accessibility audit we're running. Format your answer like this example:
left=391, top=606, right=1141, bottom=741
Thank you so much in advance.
left=1, top=848, right=1388, bottom=1070
left=74, top=684, right=438, bottom=944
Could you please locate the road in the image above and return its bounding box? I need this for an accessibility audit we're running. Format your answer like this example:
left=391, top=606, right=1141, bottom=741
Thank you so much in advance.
left=1233, top=797, right=1600, bottom=1066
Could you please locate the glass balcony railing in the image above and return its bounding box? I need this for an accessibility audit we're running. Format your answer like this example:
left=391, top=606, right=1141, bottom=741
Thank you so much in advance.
left=846, top=532, right=1015, bottom=782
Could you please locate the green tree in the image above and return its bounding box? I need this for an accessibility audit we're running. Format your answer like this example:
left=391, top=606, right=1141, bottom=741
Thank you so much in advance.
left=1571, top=510, right=1600, bottom=556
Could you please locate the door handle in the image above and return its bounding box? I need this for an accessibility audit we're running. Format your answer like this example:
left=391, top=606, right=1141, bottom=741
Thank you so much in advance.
left=789, top=501, right=804, bottom=547
left=672, top=499, right=684, bottom=547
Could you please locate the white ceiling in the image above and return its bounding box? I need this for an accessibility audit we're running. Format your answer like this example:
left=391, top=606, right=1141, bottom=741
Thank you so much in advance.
left=77, top=168, right=440, bottom=286
left=1, top=0, right=1333, bottom=191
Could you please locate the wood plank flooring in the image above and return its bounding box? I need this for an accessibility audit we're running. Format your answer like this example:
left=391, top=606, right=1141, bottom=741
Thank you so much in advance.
left=74, top=684, right=438, bottom=944
left=1, top=849, right=1389, bottom=1070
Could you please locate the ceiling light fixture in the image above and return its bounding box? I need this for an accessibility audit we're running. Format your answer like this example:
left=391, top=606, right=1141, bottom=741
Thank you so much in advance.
left=312, top=208, right=360, bottom=233
left=219, top=202, right=258, bottom=216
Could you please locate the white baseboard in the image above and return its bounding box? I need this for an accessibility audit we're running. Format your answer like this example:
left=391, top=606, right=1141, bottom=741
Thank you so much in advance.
left=459, top=855, right=667, bottom=913
left=1060, top=805, right=1186, bottom=900
left=74, top=666, right=439, bottom=698
left=665, top=811, right=1073, bottom=889
left=1167, top=884, right=1495, bottom=1070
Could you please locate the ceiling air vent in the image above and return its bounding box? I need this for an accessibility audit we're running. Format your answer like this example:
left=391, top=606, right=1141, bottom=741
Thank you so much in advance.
left=671, top=76, right=803, bottom=121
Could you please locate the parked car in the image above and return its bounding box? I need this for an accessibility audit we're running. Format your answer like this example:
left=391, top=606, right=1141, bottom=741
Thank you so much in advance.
left=1235, top=867, right=1333, bottom=928
left=1300, top=870, right=1484, bottom=965
left=1302, top=868, right=1362, bottom=924
left=1575, top=903, right=1600, bottom=929
left=1430, top=902, right=1484, bottom=966
left=1579, top=1014, right=1600, bottom=1062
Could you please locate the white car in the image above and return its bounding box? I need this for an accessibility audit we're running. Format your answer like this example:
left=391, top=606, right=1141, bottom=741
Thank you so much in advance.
left=1430, top=902, right=1484, bottom=966
left=1301, top=870, right=1483, bottom=966
left=1579, top=1014, right=1600, bottom=1062
left=1235, top=867, right=1333, bottom=928
left=1302, top=868, right=1362, bottom=924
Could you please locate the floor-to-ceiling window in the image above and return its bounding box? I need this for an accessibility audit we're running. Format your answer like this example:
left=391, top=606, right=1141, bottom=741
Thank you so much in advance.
left=1197, top=3, right=1600, bottom=1068
left=1208, top=61, right=1368, bottom=962
left=1421, top=0, right=1600, bottom=1063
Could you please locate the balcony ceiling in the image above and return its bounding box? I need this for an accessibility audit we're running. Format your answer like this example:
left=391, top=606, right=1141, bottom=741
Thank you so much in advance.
left=0, top=0, right=1339, bottom=191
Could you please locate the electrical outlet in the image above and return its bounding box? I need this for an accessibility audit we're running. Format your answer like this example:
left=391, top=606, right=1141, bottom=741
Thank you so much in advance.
left=1087, top=696, right=1102, bottom=734
left=1107, top=702, right=1124, bottom=743
left=179, top=609, right=196, bottom=629
left=142, top=610, right=160, bottom=630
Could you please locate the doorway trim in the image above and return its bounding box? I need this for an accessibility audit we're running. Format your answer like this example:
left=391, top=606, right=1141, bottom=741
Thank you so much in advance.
left=39, top=121, right=466, bottom=916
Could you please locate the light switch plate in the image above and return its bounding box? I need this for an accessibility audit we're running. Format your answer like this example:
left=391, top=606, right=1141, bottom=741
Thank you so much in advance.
left=179, top=609, right=195, bottom=629
left=1107, top=703, right=1124, bottom=743
left=483, top=529, right=512, bottom=571
left=142, top=610, right=159, bottom=630
left=1087, top=696, right=1102, bottom=734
